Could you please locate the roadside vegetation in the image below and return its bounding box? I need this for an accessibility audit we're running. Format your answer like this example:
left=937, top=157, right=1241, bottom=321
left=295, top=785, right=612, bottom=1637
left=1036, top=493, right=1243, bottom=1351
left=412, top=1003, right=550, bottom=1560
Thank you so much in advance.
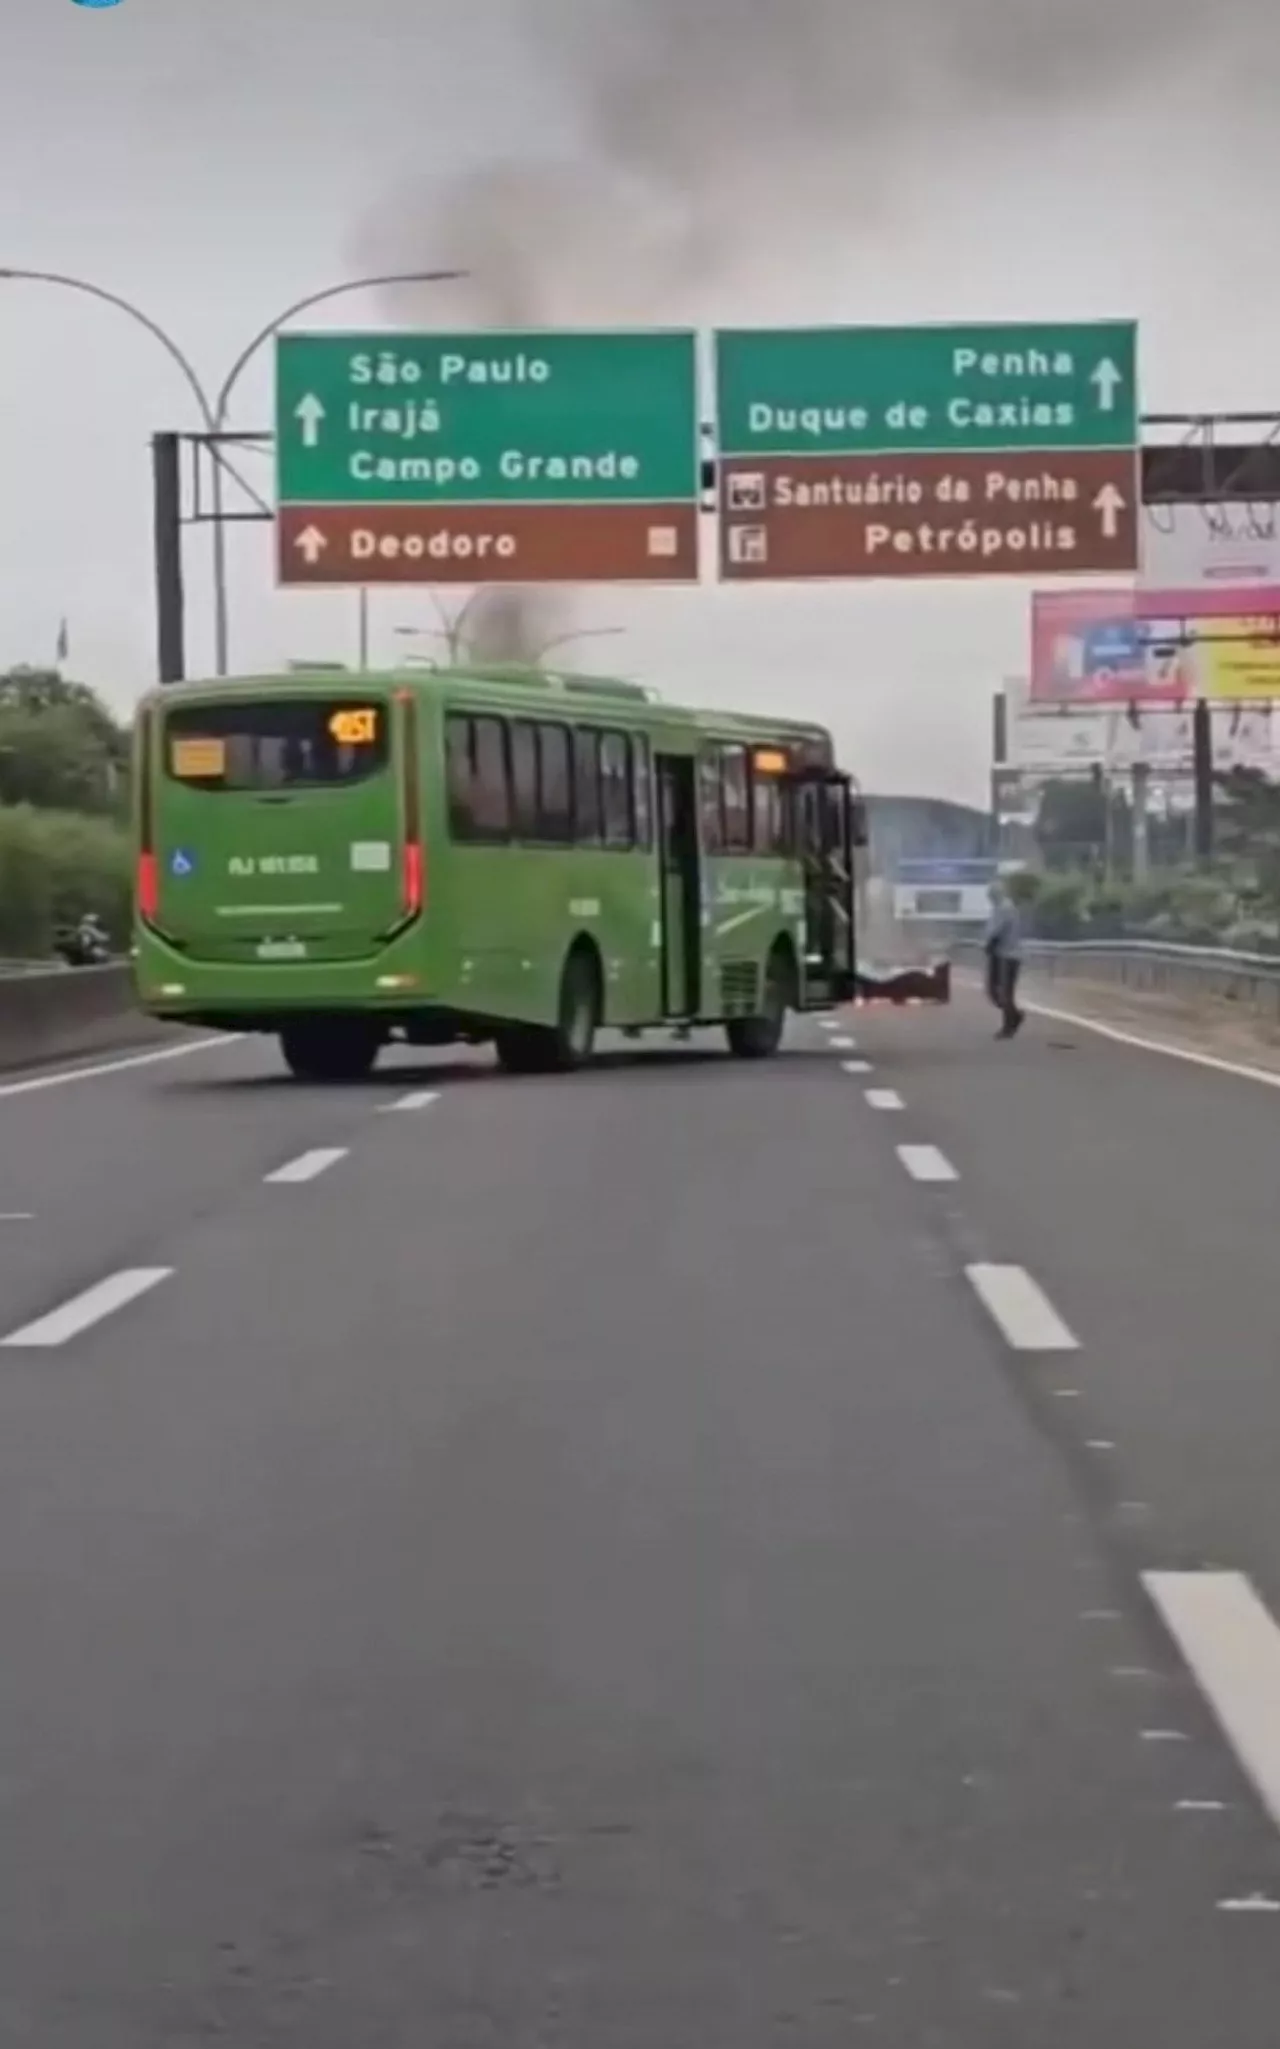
left=1013, top=768, right=1280, bottom=953
left=0, top=667, right=131, bottom=957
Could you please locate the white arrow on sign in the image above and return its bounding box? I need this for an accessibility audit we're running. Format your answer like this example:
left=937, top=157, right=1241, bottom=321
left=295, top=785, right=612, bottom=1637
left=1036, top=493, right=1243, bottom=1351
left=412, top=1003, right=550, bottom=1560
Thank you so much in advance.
left=295, top=525, right=327, bottom=565
left=1092, top=483, right=1127, bottom=538
left=1090, top=359, right=1123, bottom=412
left=294, top=393, right=325, bottom=446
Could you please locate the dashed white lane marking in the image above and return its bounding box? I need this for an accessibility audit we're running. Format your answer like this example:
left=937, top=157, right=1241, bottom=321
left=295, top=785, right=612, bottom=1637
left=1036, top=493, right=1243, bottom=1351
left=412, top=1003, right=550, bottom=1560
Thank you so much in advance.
left=865, top=1088, right=903, bottom=1111
left=1141, top=1729, right=1189, bottom=1742
left=0, top=1034, right=243, bottom=1101
left=1021, top=997, right=1280, bottom=1092
left=1, top=1267, right=172, bottom=1348
left=819, top=1019, right=838, bottom=1033
left=0, top=1212, right=33, bottom=1221
left=1219, top=1894, right=1280, bottom=1913
left=1176, top=1800, right=1228, bottom=1812
left=842, top=1059, right=872, bottom=1074
left=830, top=1036, right=856, bottom=1050
left=896, top=1143, right=958, bottom=1183
left=264, top=1147, right=348, bottom=1184
left=965, top=1262, right=1080, bottom=1351
left=1143, top=1570, right=1280, bottom=1835
left=380, top=1089, right=439, bottom=1113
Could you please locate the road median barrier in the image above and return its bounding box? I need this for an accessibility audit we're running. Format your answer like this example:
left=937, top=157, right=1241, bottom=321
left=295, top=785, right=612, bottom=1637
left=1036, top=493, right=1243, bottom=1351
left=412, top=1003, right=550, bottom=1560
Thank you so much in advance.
left=0, top=962, right=187, bottom=1074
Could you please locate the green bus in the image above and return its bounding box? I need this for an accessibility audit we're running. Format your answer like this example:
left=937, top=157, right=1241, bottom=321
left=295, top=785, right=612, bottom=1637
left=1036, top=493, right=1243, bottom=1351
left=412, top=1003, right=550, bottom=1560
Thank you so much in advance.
left=132, top=664, right=946, bottom=1081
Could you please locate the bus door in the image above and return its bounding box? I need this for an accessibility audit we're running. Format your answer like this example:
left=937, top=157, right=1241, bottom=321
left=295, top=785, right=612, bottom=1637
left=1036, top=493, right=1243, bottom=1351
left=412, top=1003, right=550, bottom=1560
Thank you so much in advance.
left=655, top=754, right=700, bottom=1018
left=794, top=769, right=859, bottom=1006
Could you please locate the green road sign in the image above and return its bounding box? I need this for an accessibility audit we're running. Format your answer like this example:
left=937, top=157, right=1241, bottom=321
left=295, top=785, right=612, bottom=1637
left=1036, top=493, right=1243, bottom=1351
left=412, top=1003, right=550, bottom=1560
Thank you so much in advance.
left=275, top=330, right=699, bottom=505
left=714, top=322, right=1139, bottom=459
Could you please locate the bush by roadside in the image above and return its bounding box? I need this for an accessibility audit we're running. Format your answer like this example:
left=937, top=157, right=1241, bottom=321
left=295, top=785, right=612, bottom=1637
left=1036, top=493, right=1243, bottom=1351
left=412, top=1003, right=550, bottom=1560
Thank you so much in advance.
left=1005, top=867, right=1280, bottom=953
left=0, top=804, right=131, bottom=958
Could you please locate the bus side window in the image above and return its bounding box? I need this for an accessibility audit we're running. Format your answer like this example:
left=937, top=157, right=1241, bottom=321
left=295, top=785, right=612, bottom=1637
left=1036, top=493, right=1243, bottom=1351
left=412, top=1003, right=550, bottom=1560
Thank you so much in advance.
left=510, top=720, right=539, bottom=839
left=472, top=715, right=511, bottom=839
left=722, top=745, right=751, bottom=853
left=632, top=734, right=652, bottom=848
left=753, top=770, right=787, bottom=854
left=535, top=722, right=573, bottom=843
left=574, top=728, right=602, bottom=844
left=698, top=750, right=723, bottom=852
left=600, top=730, right=632, bottom=848
left=446, top=714, right=476, bottom=838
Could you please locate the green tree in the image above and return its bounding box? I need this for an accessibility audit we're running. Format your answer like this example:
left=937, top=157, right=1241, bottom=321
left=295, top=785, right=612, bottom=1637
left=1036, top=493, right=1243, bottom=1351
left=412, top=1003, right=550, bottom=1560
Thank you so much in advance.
left=0, top=667, right=127, bottom=817
left=1034, top=772, right=1131, bottom=872
left=1214, top=767, right=1280, bottom=899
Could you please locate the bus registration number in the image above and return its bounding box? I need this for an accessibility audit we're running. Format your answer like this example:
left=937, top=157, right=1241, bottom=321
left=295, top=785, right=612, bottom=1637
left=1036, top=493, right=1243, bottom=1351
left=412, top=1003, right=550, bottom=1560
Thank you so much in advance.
left=256, top=938, right=308, bottom=961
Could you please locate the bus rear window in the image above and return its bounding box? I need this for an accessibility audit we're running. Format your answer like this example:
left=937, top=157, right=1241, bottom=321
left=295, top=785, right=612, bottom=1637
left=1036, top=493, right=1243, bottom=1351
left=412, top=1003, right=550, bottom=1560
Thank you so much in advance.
left=165, top=700, right=389, bottom=790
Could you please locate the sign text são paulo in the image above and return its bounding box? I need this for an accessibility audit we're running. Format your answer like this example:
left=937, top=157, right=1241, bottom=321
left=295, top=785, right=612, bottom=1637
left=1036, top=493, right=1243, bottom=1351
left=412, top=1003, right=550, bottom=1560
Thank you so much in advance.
left=275, top=331, right=701, bottom=586
left=714, top=321, right=1140, bottom=580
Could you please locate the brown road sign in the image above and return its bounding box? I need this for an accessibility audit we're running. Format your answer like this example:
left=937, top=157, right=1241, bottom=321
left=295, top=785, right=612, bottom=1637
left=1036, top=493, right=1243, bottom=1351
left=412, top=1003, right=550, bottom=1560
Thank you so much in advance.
left=277, top=503, right=699, bottom=586
left=717, top=448, right=1139, bottom=580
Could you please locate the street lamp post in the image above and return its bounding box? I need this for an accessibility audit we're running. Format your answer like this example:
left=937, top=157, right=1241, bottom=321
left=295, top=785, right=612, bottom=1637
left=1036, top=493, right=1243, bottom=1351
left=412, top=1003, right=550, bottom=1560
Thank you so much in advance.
left=1, top=265, right=464, bottom=678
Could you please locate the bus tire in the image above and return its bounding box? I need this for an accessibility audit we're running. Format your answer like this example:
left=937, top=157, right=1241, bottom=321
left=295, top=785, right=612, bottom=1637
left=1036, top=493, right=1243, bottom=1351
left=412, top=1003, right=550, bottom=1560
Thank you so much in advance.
left=279, top=1017, right=381, bottom=1083
left=495, top=943, right=601, bottom=1076
left=725, top=941, right=794, bottom=1060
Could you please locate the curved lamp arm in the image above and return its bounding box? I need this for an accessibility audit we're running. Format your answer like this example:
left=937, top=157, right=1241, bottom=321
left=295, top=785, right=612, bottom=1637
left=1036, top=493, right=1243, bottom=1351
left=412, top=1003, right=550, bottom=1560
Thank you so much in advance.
left=212, top=268, right=468, bottom=425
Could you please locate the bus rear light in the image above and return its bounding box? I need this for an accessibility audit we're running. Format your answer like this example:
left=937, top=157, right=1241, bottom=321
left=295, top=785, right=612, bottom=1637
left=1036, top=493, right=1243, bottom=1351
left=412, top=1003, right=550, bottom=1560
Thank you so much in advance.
left=402, top=839, right=424, bottom=915
left=136, top=851, right=159, bottom=921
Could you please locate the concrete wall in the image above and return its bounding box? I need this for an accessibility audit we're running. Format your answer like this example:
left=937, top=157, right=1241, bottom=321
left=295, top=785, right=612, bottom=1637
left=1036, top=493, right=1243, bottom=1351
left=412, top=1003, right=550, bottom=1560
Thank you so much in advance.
left=0, top=965, right=187, bottom=1074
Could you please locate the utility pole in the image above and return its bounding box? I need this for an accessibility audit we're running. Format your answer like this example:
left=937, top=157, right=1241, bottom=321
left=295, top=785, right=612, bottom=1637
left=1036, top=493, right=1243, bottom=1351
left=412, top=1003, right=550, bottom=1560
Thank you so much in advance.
left=1192, top=699, right=1214, bottom=865
left=152, top=433, right=185, bottom=684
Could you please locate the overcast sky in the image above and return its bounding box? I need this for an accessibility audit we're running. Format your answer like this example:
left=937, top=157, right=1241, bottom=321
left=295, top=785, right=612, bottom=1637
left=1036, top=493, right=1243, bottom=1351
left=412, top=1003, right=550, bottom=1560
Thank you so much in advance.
left=3, top=0, right=1279, bottom=800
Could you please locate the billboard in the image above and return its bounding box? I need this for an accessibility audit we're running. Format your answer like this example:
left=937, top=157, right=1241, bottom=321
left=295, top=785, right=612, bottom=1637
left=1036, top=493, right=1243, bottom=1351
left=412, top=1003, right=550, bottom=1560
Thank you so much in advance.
left=1011, top=703, right=1274, bottom=774
left=1030, top=588, right=1280, bottom=703
left=1011, top=709, right=1112, bottom=771
left=1140, top=503, right=1280, bottom=618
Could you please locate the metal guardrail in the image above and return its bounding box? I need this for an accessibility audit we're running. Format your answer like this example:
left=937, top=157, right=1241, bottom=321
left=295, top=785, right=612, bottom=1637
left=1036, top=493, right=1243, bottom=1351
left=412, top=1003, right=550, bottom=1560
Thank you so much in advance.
left=953, top=935, right=1280, bottom=1024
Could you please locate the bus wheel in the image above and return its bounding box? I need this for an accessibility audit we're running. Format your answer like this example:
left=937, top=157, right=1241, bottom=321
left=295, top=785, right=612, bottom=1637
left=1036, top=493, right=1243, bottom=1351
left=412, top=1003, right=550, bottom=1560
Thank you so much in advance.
left=280, top=1017, right=380, bottom=1083
left=495, top=945, right=601, bottom=1076
left=726, top=943, right=794, bottom=1060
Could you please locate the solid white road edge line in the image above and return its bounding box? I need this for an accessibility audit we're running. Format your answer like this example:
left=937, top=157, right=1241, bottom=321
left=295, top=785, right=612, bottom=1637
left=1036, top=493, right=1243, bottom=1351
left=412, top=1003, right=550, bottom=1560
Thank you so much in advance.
left=1022, top=997, right=1280, bottom=1092
left=379, top=1089, right=440, bottom=1113
left=264, top=1147, right=348, bottom=1184
left=1142, top=1570, right=1280, bottom=1835
left=0, top=1034, right=245, bottom=1102
left=1, top=1267, right=173, bottom=1348
left=865, top=1088, right=904, bottom=1110
left=965, top=1262, right=1080, bottom=1351
left=896, top=1143, right=959, bottom=1183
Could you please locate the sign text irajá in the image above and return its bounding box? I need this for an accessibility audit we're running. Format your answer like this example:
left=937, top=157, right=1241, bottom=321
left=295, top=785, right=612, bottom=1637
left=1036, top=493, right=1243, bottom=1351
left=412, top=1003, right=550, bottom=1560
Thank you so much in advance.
left=275, top=330, right=699, bottom=506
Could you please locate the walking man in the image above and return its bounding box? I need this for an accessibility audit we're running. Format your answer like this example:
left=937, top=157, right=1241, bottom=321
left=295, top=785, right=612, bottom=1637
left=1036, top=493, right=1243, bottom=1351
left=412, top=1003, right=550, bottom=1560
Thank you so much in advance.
left=983, top=878, right=1024, bottom=1040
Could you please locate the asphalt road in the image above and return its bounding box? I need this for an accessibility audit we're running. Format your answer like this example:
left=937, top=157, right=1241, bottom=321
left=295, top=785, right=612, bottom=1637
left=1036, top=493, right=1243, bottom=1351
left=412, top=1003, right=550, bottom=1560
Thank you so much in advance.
left=2, top=1004, right=1280, bottom=2046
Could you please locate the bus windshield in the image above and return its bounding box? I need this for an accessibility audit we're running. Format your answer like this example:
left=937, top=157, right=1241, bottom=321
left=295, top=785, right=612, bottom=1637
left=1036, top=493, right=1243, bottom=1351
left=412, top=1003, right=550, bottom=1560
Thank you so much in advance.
left=164, top=698, right=389, bottom=792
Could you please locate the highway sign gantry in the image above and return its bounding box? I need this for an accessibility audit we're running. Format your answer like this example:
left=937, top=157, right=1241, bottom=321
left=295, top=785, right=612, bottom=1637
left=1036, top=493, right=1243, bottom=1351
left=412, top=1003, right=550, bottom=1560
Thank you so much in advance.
left=714, top=321, right=1140, bottom=581
left=275, top=330, right=701, bottom=586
